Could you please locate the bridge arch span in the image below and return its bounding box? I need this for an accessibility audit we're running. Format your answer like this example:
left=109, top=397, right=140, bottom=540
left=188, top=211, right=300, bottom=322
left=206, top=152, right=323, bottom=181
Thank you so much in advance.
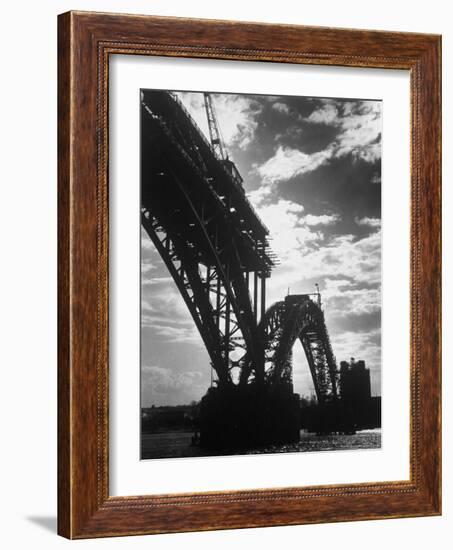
left=240, top=295, right=338, bottom=405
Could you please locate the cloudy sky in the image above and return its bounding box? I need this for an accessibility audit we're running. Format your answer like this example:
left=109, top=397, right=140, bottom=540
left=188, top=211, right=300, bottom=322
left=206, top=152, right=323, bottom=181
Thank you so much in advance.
left=141, top=90, right=382, bottom=406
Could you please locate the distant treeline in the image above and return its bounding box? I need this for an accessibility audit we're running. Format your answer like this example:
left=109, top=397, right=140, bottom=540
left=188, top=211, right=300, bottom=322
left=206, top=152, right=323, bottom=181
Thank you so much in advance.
left=141, top=403, right=199, bottom=433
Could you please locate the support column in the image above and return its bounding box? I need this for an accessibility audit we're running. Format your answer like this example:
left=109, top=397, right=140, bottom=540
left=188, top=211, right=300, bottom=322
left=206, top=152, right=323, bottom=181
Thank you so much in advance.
left=260, top=274, right=266, bottom=322
left=206, top=266, right=211, bottom=294
left=215, top=277, right=221, bottom=330
left=254, top=272, right=258, bottom=322
left=225, top=294, right=230, bottom=369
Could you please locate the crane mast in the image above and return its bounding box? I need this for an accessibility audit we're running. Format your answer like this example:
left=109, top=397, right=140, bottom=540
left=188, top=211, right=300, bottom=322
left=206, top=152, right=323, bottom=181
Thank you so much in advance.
left=203, top=92, right=245, bottom=190
left=203, top=93, right=228, bottom=161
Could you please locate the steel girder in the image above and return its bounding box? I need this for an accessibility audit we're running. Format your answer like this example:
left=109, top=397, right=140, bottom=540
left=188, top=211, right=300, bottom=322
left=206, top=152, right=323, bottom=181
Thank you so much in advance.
left=162, top=162, right=265, bottom=383
left=141, top=211, right=229, bottom=383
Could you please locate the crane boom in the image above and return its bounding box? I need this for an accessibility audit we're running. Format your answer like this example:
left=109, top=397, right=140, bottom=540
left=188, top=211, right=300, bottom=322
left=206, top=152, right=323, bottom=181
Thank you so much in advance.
left=203, top=93, right=228, bottom=161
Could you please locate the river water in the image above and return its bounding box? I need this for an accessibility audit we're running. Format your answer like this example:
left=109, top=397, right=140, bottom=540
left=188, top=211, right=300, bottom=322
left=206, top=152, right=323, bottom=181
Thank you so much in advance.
left=246, top=428, right=381, bottom=455
left=141, top=428, right=381, bottom=460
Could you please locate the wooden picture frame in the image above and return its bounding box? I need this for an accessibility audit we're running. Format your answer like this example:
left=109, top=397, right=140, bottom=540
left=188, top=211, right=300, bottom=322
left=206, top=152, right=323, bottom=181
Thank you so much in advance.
left=58, top=10, right=441, bottom=539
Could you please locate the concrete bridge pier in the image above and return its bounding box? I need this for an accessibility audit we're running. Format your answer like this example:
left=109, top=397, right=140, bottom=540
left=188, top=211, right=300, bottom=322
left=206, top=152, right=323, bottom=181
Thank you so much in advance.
left=198, top=383, right=300, bottom=452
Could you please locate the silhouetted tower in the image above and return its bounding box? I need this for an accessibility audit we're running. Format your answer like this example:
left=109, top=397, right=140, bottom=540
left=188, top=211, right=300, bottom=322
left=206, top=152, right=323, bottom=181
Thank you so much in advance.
left=339, top=359, right=372, bottom=429
left=340, top=359, right=371, bottom=402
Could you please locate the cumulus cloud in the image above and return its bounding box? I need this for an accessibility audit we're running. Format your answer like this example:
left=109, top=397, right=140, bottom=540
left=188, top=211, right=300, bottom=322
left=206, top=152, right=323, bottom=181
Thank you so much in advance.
left=302, top=231, right=382, bottom=284
left=264, top=220, right=381, bottom=306
left=256, top=99, right=382, bottom=189
left=305, top=100, right=382, bottom=163
left=304, top=214, right=340, bottom=226
left=255, top=145, right=332, bottom=185
left=254, top=199, right=323, bottom=261
left=332, top=328, right=381, bottom=364
left=355, top=216, right=381, bottom=228
left=175, top=91, right=261, bottom=150
left=247, top=186, right=381, bottom=345
left=247, top=186, right=380, bottom=285
left=335, top=102, right=381, bottom=162
left=272, top=101, right=291, bottom=114
left=323, top=279, right=381, bottom=317
left=145, top=322, right=201, bottom=343
left=142, top=364, right=207, bottom=406
left=305, top=102, right=339, bottom=125
left=141, top=283, right=203, bottom=343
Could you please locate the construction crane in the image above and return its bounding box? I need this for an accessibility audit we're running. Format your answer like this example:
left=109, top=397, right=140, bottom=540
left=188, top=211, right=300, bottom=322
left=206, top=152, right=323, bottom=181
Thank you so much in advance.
left=203, top=92, right=228, bottom=161
left=203, top=93, right=244, bottom=190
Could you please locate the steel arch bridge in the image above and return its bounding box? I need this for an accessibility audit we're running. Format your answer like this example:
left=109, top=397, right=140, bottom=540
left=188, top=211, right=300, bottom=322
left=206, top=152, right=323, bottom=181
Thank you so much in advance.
left=239, top=296, right=338, bottom=404
left=141, top=90, right=338, bottom=403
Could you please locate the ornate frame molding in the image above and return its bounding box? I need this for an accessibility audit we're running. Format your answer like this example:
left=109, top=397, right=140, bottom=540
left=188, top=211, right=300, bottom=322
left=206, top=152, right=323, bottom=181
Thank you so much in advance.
left=58, top=11, right=441, bottom=538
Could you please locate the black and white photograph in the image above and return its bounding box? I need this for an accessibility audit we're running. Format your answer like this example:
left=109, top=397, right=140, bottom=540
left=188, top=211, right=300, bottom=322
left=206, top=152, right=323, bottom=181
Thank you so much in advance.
left=1, top=0, right=446, bottom=546
left=140, top=89, right=382, bottom=460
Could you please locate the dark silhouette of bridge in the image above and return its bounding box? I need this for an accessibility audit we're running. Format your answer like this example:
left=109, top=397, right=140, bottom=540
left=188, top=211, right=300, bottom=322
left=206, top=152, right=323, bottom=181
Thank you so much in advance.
left=141, top=90, right=345, bottom=448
